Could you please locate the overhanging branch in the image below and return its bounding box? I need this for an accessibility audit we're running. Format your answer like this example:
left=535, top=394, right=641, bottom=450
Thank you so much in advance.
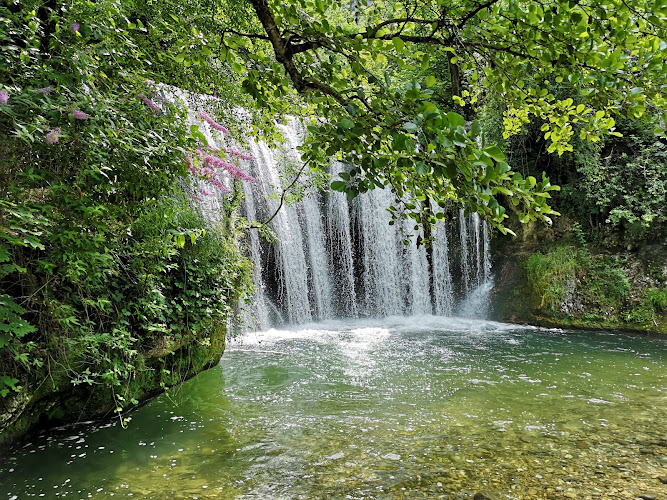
left=250, top=0, right=349, bottom=107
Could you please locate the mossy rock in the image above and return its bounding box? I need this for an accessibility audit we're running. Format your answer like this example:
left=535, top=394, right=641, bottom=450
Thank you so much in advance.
left=0, top=321, right=228, bottom=450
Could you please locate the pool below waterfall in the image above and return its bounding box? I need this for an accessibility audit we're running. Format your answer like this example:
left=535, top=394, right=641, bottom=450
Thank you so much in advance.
left=1, top=316, right=666, bottom=499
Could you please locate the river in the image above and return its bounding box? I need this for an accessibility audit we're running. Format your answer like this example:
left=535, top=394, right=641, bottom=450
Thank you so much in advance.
left=1, top=316, right=665, bottom=499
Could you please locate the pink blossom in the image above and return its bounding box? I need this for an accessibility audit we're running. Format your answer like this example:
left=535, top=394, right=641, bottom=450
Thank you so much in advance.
left=70, top=109, right=90, bottom=120
left=138, top=93, right=162, bottom=114
left=34, top=87, right=54, bottom=95
left=201, top=189, right=211, bottom=196
left=189, top=194, right=202, bottom=201
left=203, top=154, right=234, bottom=170
left=206, top=177, right=231, bottom=193
left=0, top=91, right=8, bottom=105
left=185, top=156, right=198, bottom=175
left=202, top=154, right=257, bottom=182
left=188, top=148, right=255, bottom=191
left=45, top=128, right=61, bottom=145
left=198, top=111, right=230, bottom=134
left=71, top=22, right=80, bottom=33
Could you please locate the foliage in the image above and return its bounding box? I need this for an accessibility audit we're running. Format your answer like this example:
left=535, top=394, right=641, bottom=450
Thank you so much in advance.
left=576, top=117, right=667, bottom=237
left=647, top=288, right=667, bottom=311
left=480, top=82, right=666, bottom=242
left=214, top=0, right=666, bottom=236
left=526, top=245, right=581, bottom=311
left=524, top=241, right=667, bottom=329
left=0, top=1, right=252, bottom=405
left=5, top=0, right=662, bottom=238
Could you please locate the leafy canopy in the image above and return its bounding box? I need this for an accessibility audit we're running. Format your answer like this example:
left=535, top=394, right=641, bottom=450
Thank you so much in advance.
left=218, top=0, right=666, bottom=234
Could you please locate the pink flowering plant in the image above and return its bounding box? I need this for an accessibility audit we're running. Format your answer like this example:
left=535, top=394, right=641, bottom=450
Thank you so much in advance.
left=45, top=128, right=62, bottom=144
left=185, top=140, right=256, bottom=199
left=181, top=111, right=256, bottom=200
left=0, top=2, right=253, bottom=413
left=198, top=111, right=231, bottom=134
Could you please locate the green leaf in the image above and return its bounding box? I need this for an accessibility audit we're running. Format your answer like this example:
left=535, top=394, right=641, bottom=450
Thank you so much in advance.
left=446, top=112, right=464, bottom=128
left=415, top=162, right=429, bottom=175
left=470, top=120, right=482, bottom=138
left=338, top=119, right=355, bottom=129
left=0, top=245, right=9, bottom=263
left=392, top=134, right=408, bottom=152
left=425, top=75, right=436, bottom=87
left=392, top=37, right=405, bottom=51
left=484, top=145, right=506, bottom=162
left=403, top=122, right=419, bottom=133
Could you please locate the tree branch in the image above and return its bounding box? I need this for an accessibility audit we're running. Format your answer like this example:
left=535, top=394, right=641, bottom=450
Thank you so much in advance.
left=457, top=0, right=501, bottom=30
left=250, top=0, right=349, bottom=107
left=248, top=159, right=312, bottom=228
left=222, top=29, right=270, bottom=41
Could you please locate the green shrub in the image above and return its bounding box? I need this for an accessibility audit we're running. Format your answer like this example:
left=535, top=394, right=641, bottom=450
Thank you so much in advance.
left=525, top=244, right=632, bottom=319
left=525, top=245, right=580, bottom=311
left=648, top=288, right=667, bottom=311
left=0, top=2, right=253, bottom=405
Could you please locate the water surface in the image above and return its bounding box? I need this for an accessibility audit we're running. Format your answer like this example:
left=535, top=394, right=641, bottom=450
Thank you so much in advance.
left=2, top=316, right=665, bottom=499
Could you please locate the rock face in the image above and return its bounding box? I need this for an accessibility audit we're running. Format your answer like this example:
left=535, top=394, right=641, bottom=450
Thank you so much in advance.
left=0, top=322, right=227, bottom=449
left=559, top=275, right=584, bottom=315
left=490, top=219, right=667, bottom=334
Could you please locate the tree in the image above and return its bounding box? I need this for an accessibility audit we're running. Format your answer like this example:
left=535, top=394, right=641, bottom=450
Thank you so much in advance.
left=5, top=1, right=662, bottom=236
left=220, top=0, right=665, bottom=235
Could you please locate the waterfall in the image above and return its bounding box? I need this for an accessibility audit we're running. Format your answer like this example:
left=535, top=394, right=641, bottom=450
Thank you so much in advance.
left=432, top=219, right=454, bottom=316
left=181, top=105, right=494, bottom=327
left=455, top=212, right=493, bottom=319
left=246, top=140, right=312, bottom=324
left=240, top=177, right=271, bottom=331
left=397, top=217, right=431, bottom=315
left=326, top=162, right=358, bottom=318
left=458, top=209, right=471, bottom=296
left=277, top=123, right=334, bottom=321
left=353, top=186, right=403, bottom=316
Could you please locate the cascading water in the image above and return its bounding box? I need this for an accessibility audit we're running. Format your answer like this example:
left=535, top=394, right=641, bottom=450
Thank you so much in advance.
left=183, top=107, right=493, bottom=327
left=432, top=219, right=454, bottom=316
left=278, top=123, right=334, bottom=321
left=325, top=162, right=358, bottom=318
left=455, top=212, right=494, bottom=318
left=247, top=140, right=312, bottom=324
left=352, top=185, right=403, bottom=316
left=240, top=120, right=492, bottom=325
left=399, top=217, right=431, bottom=315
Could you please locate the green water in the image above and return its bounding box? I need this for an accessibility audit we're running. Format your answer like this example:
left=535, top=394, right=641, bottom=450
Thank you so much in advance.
left=1, top=317, right=666, bottom=499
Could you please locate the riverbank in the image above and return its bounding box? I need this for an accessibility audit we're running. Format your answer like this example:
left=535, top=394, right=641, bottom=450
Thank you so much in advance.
left=0, top=323, right=227, bottom=449
left=490, top=218, right=667, bottom=335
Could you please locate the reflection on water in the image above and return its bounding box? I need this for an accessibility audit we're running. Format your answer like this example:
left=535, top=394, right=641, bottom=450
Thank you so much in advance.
left=1, top=316, right=666, bottom=499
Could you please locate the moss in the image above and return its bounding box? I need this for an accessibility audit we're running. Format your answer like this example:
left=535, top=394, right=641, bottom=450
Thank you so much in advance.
left=0, top=321, right=228, bottom=449
left=492, top=241, right=667, bottom=334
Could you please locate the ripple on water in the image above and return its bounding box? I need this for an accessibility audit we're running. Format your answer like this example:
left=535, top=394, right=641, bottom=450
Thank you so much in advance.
left=1, top=317, right=665, bottom=499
